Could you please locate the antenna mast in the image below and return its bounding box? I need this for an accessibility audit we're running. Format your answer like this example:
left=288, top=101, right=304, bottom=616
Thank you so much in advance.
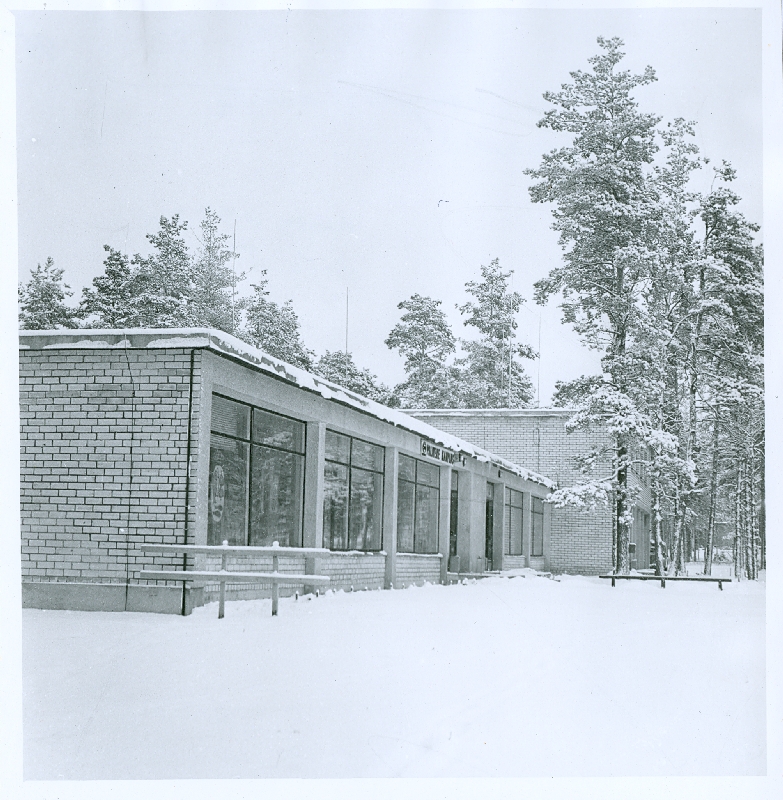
left=231, top=220, right=237, bottom=333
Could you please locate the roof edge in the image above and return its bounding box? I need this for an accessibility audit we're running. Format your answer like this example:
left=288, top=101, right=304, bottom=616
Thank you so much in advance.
left=19, top=328, right=556, bottom=489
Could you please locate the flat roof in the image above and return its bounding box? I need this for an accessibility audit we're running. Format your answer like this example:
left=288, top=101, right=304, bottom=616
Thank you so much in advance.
left=20, top=328, right=555, bottom=489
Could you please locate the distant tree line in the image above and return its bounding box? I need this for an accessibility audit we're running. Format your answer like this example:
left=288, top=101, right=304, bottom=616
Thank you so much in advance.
left=19, top=212, right=537, bottom=409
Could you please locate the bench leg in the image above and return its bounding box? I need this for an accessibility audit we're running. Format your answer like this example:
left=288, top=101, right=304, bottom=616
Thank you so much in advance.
left=611, top=576, right=615, bottom=587
left=718, top=580, right=723, bottom=591
left=661, top=578, right=666, bottom=588
left=218, top=579, right=226, bottom=619
left=272, top=581, right=279, bottom=616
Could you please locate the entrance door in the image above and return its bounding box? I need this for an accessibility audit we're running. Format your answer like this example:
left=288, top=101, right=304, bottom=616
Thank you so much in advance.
left=485, top=482, right=495, bottom=571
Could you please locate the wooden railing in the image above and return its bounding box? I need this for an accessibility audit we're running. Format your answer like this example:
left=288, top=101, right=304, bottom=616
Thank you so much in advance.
left=140, top=541, right=330, bottom=618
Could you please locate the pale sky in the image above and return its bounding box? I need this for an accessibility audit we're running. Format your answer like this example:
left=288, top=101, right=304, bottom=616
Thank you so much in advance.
left=13, top=6, right=762, bottom=403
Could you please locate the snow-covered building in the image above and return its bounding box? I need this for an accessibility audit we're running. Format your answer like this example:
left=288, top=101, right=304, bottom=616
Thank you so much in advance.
left=20, top=329, right=556, bottom=614
left=408, top=409, right=653, bottom=575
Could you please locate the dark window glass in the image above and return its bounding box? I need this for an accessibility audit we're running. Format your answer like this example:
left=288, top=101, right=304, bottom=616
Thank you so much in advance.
left=508, top=505, right=523, bottom=556
left=211, top=395, right=250, bottom=439
left=398, top=454, right=416, bottom=482
left=351, top=439, right=384, bottom=472
left=323, top=461, right=349, bottom=550
left=249, top=445, right=304, bottom=547
left=505, top=488, right=524, bottom=556
left=349, top=469, right=383, bottom=550
left=397, top=456, right=439, bottom=554
left=323, top=432, right=384, bottom=551
left=252, top=408, right=304, bottom=453
left=414, top=484, right=439, bottom=553
left=450, top=474, right=459, bottom=558
left=207, top=433, right=249, bottom=545
left=208, top=395, right=306, bottom=548
left=325, top=430, right=351, bottom=464
left=417, top=461, right=440, bottom=488
left=397, top=479, right=415, bottom=553
left=531, top=496, right=544, bottom=557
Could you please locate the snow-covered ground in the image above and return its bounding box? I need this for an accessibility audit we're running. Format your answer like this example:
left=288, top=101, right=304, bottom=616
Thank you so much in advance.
left=23, top=571, right=765, bottom=779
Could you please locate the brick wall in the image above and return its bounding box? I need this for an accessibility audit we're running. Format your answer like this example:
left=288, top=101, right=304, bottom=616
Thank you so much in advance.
left=395, top=554, right=442, bottom=587
left=410, top=412, right=616, bottom=575
left=20, top=347, right=201, bottom=592
left=321, top=553, right=387, bottom=591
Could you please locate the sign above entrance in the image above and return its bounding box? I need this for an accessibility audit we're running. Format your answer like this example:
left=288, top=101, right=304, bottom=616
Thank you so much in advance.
left=420, top=440, right=463, bottom=465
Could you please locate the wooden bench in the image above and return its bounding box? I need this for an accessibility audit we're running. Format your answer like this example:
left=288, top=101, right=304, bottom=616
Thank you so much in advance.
left=599, top=573, right=731, bottom=590
left=141, top=541, right=330, bottom=618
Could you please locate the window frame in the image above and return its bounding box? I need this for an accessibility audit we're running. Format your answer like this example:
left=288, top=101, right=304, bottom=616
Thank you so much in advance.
left=531, top=495, right=545, bottom=557
left=397, top=454, right=441, bottom=555
left=208, top=393, right=307, bottom=547
left=504, top=487, right=524, bottom=556
left=323, top=430, right=385, bottom=552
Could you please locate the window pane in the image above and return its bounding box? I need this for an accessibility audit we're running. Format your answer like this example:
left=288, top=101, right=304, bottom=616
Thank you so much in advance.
left=252, top=408, right=304, bottom=453
left=325, top=430, right=351, bottom=464
left=398, top=454, right=415, bottom=483
left=451, top=471, right=459, bottom=491
left=414, top=484, right=439, bottom=554
left=396, top=479, right=415, bottom=552
left=509, top=505, right=523, bottom=555
left=531, top=496, right=544, bottom=557
left=417, top=461, right=440, bottom=488
left=248, top=445, right=304, bottom=547
left=351, top=439, right=384, bottom=473
left=508, top=488, right=523, bottom=508
left=323, top=461, right=349, bottom=550
left=207, top=434, right=249, bottom=545
left=348, top=468, right=383, bottom=551
left=211, top=395, right=250, bottom=439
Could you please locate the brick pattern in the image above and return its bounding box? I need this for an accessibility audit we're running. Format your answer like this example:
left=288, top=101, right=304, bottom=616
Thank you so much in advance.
left=411, top=413, right=631, bottom=575
left=20, top=348, right=201, bottom=588
left=395, top=554, right=441, bottom=587
left=321, top=553, right=386, bottom=590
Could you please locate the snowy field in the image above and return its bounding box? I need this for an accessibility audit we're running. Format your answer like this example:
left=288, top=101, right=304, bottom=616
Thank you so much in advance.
left=22, top=570, right=765, bottom=780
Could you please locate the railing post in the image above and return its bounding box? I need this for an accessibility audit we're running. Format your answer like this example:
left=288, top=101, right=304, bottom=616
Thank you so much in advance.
left=272, top=541, right=280, bottom=616
left=218, top=540, right=228, bottom=619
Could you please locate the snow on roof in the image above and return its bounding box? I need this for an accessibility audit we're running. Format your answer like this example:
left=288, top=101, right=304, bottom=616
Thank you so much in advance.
left=409, top=408, right=576, bottom=417
left=19, top=328, right=556, bottom=489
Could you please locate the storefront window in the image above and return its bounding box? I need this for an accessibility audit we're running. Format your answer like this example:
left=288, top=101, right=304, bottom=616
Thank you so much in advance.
left=208, top=394, right=305, bottom=547
left=397, top=455, right=440, bottom=554
left=208, top=434, right=249, bottom=546
left=323, top=431, right=384, bottom=551
left=531, top=495, right=544, bottom=557
left=505, top=488, right=524, bottom=556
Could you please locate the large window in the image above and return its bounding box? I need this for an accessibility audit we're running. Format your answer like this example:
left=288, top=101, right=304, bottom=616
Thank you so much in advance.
left=323, top=431, right=384, bottom=551
left=505, top=488, right=524, bottom=556
left=531, top=496, right=544, bottom=557
left=208, top=395, right=305, bottom=547
left=397, top=455, right=440, bottom=554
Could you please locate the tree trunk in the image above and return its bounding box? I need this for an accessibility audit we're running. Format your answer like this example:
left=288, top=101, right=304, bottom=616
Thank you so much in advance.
left=651, top=478, right=665, bottom=576
left=615, top=436, right=630, bottom=574
left=704, top=415, right=720, bottom=575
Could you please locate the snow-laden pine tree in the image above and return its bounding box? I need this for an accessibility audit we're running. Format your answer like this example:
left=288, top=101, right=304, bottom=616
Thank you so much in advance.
left=315, top=350, right=393, bottom=405
left=526, top=37, right=763, bottom=576
left=457, top=259, right=535, bottom=408
left=19, top=257, right=81, bottom=330
left=240, top=276, right=315, bottom=370
left=385, top=294, right=460, bottom=408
